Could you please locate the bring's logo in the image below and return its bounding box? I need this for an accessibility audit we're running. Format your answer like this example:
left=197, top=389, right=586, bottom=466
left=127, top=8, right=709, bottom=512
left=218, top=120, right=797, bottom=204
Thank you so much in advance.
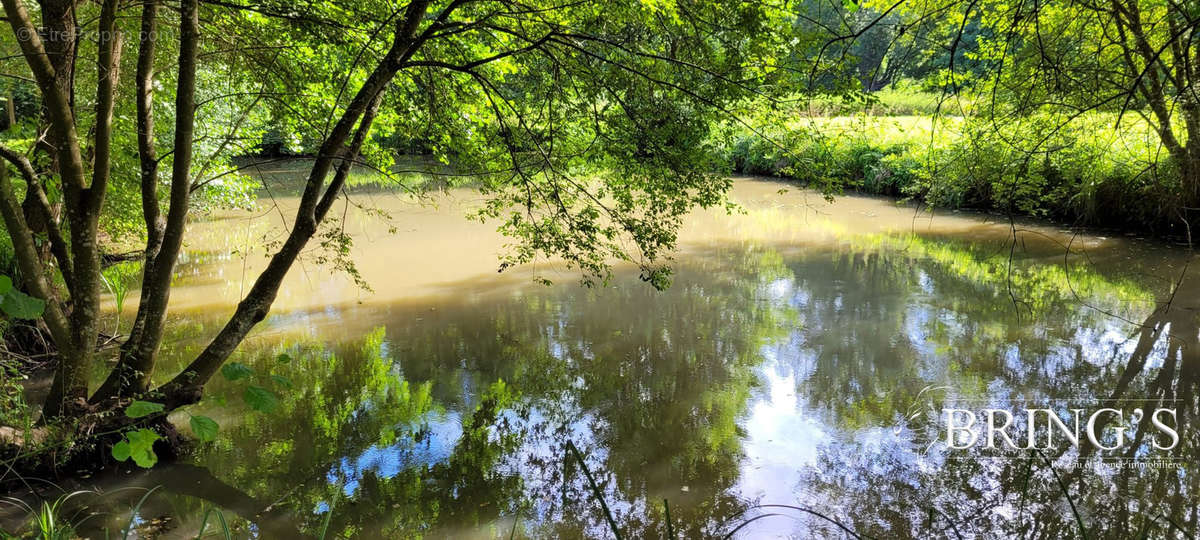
left=941, top=407, right=1179, bottom=451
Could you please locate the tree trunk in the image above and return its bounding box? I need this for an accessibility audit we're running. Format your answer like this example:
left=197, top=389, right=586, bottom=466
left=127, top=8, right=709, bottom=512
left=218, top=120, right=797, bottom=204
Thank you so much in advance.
left=0, top=0, right=97, bottom=418
left=93, top=0, right=180, bottom=403
left=156, top=0, right=433, bottom=407
left=5, top=0, right=446, bottom=424
left=43, top=0, right=121, bottom=418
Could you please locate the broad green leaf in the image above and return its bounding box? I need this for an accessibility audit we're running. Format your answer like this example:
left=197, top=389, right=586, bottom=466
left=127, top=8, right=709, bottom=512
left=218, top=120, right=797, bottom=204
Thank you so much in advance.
left=125, top=400, right=165, bottom=418
left=189, top=415, right=219, bottom=442
left=276, top=353, right=291, bottom=364
left=1, top=290, right=44, bottom=320
left=125, top=429, right=161, bottom=468
left=244, top=385, right=279, bottom=413
left=220, top=361, right=254, bottom=381
left=130, top=450, right=158, bottom=468
left=0, top=275, right=11, bottom=295
left=270, top=374, right=293, bottom=389
left=111, top=440, right=131, bottom=462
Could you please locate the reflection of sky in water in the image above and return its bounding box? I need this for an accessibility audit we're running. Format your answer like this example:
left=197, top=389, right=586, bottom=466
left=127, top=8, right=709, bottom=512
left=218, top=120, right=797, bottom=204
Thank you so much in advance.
left=500, top=407, right=601, bottom=522
left=733, top=341, right=941, bottom=537
left=307, top=255, right=1165, bottom=535
left=725, top=260, right=1170, bottom=536
left=734, top=348, right=826, bottom=535
left=84, top=179, right=1198, bottom=539
left=326, top=411, right=463, bottom=499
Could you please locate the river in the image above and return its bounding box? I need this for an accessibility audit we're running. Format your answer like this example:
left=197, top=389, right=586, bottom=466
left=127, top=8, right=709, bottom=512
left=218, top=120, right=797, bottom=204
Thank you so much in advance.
left=33, top=169, right=1200, bottom=537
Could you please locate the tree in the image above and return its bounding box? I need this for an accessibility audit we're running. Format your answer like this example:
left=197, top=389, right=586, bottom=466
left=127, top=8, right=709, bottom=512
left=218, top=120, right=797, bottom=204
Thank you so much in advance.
left=0, top=0, right=787, bottom=433
left=882, top=0, right=1200, bottom=224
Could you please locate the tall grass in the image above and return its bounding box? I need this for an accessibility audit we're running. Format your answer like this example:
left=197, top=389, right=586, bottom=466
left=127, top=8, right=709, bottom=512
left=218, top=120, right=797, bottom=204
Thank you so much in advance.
left=566, top=440, right=622, bottom=539
left=1, top=490, right=91, bottom=540
left=0, top=484, right=350, bottom=539
left=100, top=262, right=137, bottom=334
left=3, top=448, right=1186, bottom=539
left=195, top=504, right=233, bottom=540
left=1, top=486, right=166, bottom=540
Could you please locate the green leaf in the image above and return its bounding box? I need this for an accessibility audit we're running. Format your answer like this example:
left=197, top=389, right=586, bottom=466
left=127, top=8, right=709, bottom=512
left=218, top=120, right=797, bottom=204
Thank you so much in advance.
left=276, top=353, right=291, bottom=364
left=270, top=374, right=293, bottom=389
left=244, top=385, right=279, bottom=413
left=220, top=361, right=254, bottom=381
left=0, top=289, right=44, bottom=320
left=0, top=275, right=11, bottom=295
left=125, top=429, right=161, bottom=468
left=189, top=415, right=219, bottom=442
left=111, top=440, right=131, bottom=462
left=125, top=400, right=165, bottom=418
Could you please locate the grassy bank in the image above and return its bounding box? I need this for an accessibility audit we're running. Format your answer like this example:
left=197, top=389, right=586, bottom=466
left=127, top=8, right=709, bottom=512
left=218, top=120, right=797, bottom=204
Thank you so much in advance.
left=721, top=110, right=1182, bottom=234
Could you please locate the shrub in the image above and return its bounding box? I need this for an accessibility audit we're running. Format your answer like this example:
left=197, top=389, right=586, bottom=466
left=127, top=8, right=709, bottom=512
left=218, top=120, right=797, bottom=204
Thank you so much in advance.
left=718, top=111, right=1182, bottom=233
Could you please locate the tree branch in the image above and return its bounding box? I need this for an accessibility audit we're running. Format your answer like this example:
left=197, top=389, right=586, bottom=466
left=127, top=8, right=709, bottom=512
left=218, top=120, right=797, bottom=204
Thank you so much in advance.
left=0, top=144, right=74, bottom=288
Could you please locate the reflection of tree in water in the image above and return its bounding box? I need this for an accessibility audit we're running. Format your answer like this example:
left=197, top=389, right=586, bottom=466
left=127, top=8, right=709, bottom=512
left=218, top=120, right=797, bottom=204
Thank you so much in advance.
left=380, top=245, right=800, bottom=538
left=37, top=232, right=1194, bottom=538
left=785, top=238, right=1199, bottom=538
left=61, top=244, right=800, bottom=538
left=1063, top=290, right=1200, bottom=539
left=54, top=328, right=525, bottom=538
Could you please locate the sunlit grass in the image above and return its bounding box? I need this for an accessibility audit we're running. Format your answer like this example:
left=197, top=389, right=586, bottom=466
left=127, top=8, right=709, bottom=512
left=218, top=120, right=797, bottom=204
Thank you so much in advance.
left=722, top=105, right=1178, bottom=230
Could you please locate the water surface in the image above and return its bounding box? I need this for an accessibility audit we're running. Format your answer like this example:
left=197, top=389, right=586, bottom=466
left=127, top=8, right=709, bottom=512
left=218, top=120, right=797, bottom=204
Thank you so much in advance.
left=42, top=174, right=1200, bottom=537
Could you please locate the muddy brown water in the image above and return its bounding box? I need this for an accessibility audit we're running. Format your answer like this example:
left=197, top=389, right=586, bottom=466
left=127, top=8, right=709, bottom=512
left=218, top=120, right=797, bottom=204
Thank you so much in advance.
left=8, top=175, right=1200, bottom=538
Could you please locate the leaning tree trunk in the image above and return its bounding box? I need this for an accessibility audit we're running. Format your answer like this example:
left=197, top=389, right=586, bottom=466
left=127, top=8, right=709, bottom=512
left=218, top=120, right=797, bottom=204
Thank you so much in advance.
left=155, top=0, right=433, bottom=409
left=4, top=0, right=450, bottom=424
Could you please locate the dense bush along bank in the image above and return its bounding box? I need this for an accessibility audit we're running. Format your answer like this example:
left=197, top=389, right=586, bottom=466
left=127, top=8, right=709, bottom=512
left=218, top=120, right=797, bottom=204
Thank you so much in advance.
left=721, top=114, right=1187, bottom=235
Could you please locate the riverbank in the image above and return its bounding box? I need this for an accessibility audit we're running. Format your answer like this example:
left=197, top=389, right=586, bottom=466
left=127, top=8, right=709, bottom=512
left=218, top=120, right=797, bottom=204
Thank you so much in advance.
left=719, top=113, right=1187, bottom=237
